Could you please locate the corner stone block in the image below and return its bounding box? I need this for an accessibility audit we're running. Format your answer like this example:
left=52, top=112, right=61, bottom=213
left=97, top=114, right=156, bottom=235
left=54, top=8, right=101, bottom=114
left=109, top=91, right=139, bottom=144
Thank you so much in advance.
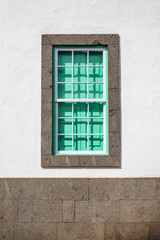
left=14, top=223, right=57, bottom=240
left=58, top=223, right=104, bottom=240
left=0, top=200, right=17, bottom=222
left=116, top=223, right=149, bottom=240
left=109, top=34, right=119, bottom=45
left=122, top=178, right=155, bottom=200
left=75, top=200, right=120, bottom=222
left=89, top=179, right=122, bottom=200
left=33, top=200, right=62, bottom=223
left=63, top=200, right=75, bottom=222
left=42, top=35, right=51, bottom=45
left=0, top=223, right=13, bottom=240
left=120, top=200, right=158, bottom=222
left=18, top=200, right=32, bottom=223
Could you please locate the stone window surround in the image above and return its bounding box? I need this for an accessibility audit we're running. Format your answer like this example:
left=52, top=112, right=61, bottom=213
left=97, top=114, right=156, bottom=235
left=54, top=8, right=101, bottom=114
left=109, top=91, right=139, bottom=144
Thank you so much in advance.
left=41, top=34, right=120, bottom=167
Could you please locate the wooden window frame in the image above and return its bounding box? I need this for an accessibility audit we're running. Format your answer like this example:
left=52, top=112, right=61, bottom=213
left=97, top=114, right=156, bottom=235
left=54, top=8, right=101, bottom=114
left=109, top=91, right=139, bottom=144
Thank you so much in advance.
left=41, top=34, right=120, bottom=167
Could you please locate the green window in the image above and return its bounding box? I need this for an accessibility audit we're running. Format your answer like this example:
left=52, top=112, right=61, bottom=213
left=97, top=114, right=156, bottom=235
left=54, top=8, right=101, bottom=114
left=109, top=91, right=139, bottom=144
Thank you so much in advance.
left=53, top=47, right=108, bottom=155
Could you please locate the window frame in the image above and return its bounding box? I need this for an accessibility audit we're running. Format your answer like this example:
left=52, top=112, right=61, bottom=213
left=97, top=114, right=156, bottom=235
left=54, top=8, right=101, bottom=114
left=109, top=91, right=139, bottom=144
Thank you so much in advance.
left=41, top=34, right=120, bottom=167
left=53, top=46, right=108, bottom=155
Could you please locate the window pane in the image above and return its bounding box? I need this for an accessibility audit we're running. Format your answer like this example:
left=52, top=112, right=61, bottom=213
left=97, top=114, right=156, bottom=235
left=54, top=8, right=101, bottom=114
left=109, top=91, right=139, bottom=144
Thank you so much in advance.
left=73, top=67, right=87, bottom=82
left=89, top=51, right=103, bottom=66
left=58, top=67, right=72, bottom=82
left=89, top=135, right=103, bottom=151
left=58, top=84, right=72, bottom=99
left=58, top=51, right=72, bottom=66
left=89, top=84, right=103, bottom=99
left=74, top=103, right=87, bottom=117
left=74, top=51, right=87, bottom=66
left=58, top=103, right=72, bottom=117
left=74, top=119, right=87, bottom=134
left=74, top=135, right=88, bottom=151
left=89, top=102, right=103, bottom=117
left=89, top=119, right=103, bottom=134
left=58, top=135, right=72, bottom=151
left=58, top=119, right=72, bottom=134
left=89, top=67, right=103, bottom=82
left=73, top=84, right=87, bottom=99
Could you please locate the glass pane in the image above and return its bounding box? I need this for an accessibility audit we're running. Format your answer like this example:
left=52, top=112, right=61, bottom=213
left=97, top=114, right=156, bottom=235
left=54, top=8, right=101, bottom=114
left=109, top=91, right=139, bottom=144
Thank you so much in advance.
left=74, top=103, right=87, bottom=117
left=89, top=51, right=103, bottom=66
left=89, top=135, right=103, bottom=151
left=74, top=119, right=88, bottom=134
left=73, top=67, right=87, bottom=82
left=58, top=135, right=72, bottom=151
left=58, top=51, right=72, bottom=66
left=89, top=67, right=103, bottom=82
left=89, top=118, right=103, bottom=134
left=89, top=102, right=103, bottom=117
left=74, top=51, right=87, bottom=66
left=58, top=119, right=72, bottom=134
left=89, top=84, right=103, bottom=99
left=58, top=103, right=72, bottom=117
left=74, top=135, right=88, bottom=151
left=58, top=67, right=72, bottom=82
left=73, top=84, right=87, bottom=99
left=58, top=84, right=72, bottom=99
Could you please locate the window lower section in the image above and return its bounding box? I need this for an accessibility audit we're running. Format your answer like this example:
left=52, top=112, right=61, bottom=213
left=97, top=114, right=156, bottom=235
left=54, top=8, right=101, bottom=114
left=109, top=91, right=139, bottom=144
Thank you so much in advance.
left=53, top=47, right=108, bottom=155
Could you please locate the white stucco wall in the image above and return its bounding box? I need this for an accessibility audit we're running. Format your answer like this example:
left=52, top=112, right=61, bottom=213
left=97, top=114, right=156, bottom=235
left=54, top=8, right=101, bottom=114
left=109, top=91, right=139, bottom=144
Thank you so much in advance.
left=0, top=0, right=160, bottom=177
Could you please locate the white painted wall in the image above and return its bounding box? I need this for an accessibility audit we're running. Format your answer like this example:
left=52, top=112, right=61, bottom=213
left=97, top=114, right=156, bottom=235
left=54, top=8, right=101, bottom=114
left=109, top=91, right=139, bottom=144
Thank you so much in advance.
left=0, top=0, right=160, bottom=177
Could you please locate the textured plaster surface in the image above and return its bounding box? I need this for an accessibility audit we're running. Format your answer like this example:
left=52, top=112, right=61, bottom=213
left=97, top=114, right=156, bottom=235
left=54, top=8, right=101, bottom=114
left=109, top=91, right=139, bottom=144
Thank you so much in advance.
left=0, top=0, right=160, bottom=176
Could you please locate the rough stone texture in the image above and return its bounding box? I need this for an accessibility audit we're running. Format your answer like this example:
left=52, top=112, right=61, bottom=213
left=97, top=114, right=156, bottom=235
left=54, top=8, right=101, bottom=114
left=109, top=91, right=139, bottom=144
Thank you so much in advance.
left=120, top=200, right=158, bottom=222
left=89, top=179, right=122, bottom=200
left=41, top=34, right=121, bottom=168
left=150, top=223, right=160, bottom=239
left=105, top=223, right=115, bottom=240
left=75, top=201, right=120, bottom=222
left=116, top=223, right=149, bottom=240
left=41, top=132, right=52, bottom=155
left=122, top=178, right=155, bottom=200
left=63, top=200, right=74, bottom=222
left=0, top=179, right=5, bottom=200
left=58, top=223, right=104, bottom=240
left=155, top=179, right=160, bottom=199
left=109, top=133, right=120, bottom=156
left=14, top=223, right=57, bottom=240
left=33, top=200, right=62, bottom=223
left=0, top=200, right=17, bottom=222
left=109, top=110, right=120, bottom=133
left=42, top=110, right=52, bottom=132
left=18, top=200, right=32, bottom=222
left=0, top=222, right=13, bottom=240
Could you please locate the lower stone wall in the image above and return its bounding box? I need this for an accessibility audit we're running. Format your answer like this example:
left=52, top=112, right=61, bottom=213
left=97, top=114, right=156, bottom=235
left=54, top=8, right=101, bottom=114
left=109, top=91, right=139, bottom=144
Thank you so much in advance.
left=0, top=178, right=160, bottom=239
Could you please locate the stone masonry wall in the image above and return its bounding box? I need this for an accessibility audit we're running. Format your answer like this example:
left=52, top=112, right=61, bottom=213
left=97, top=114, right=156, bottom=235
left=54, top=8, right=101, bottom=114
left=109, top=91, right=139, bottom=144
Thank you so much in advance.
left=0, top=178, right=160, bottom=239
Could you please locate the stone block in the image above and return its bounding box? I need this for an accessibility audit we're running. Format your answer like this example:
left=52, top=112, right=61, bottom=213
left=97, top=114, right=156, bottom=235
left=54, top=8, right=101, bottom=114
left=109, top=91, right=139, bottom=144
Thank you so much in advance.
left=150, top=222, right=160, bottom=239
left=42, top=45, right=52, bottom=66
left=42, top=87, right=52, bottom=110
left=33, top=200, right=62, bottom=222
left=155, top=178, right=160, bottom=199
left=0, top=222, right=13, bottom=240
left=120, top=200, right=158, bottom=222
left=109, top=34, right=119, bottom=45
left=109, top=88, right=120, bottom=110
left=108, top=45, right=119, bottom=67
left=105, top=223, right=115, bottom=240
left=42, top=35, right=51, bottom=45
left=63, top=200, right=74, bottom=222
left=0, top=179, right=5, bottom=200
left=116, top=223, right=149, bottom=240
left=109, top=110, right=120, bottom=133
left=18, top=200, right=32, bottom=222
left=49, top=178, right=88, bottom=200
left=75, top=201, right=120, bottom=222
left=0, top=200, right=17, bottom=222
left=41, top=132, right=52, bottom=155
left=14, top=223, right=57, bottom=240
left=58, top=223, right=104, bottom=240
left=89, top=179, right=122, bottom=200
left=41, top=65, right=52, bottom=88
left=109, top=133, right=120, bottom=156
left=122, top=178, right=155, bottom=200
left=41, top=155, right=80, bottom=167
left=108, top=67, right=119, bottom=89
left=41, top=110, right=52, bottom=132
